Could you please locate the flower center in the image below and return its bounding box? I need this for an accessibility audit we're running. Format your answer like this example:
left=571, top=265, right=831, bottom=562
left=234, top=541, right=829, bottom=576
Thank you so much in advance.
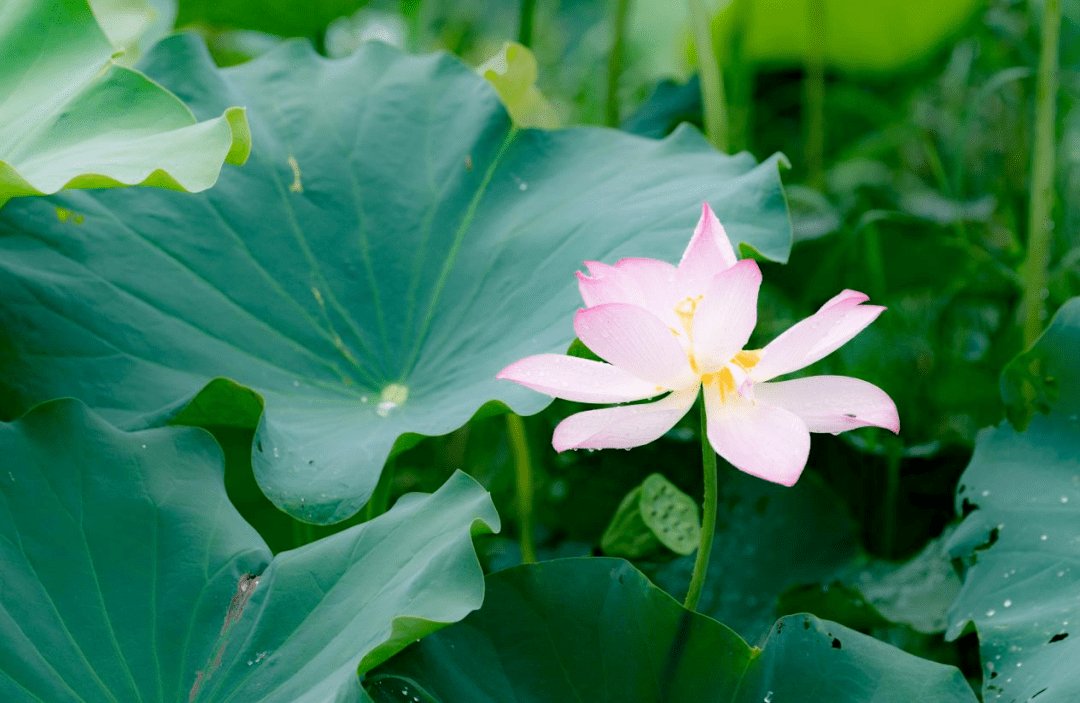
left=672, top=296, right=763, bottom=396
left=700, top=350, right=763, bottom=403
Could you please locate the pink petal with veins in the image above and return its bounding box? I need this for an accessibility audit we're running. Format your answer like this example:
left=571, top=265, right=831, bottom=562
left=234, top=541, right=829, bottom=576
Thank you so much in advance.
left=754, top=376, right=899, bottom=434
left=704, top=384, right=811, bottom=486
left=574, top=303, right=694, bottom=388
left=750, top=292, right=884, bottom=382
left=577, top=258, right=678, bottom=327
left=676, top=203, right=739, bottom=299
left=691, top=259, right=762, bottom=371
left=496, top=353, right=664, bottom=404
left=553, top=387, right=699, bottom=451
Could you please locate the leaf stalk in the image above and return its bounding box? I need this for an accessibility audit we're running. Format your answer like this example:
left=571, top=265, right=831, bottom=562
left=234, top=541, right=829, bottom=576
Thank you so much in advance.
left=1019, top=0, right=1061, bottom=347
left=507, top=413, right=537, bottom=563
left=687, top=0, right=728, bottom=151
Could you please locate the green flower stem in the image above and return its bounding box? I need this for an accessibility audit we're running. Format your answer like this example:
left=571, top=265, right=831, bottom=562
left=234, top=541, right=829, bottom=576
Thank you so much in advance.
left=861, top=221, right=887, bottom=302
left=1020, top=0, right=1061, bottom=347
left=803, top=0, right=826, bottom=187
left=606, top=0, right=632, bottom=127
left=401, top=0, right=422, bottom=52
left=291, top=519, right=315, bottom=548
left=363, top=457, right=396, bottom=522
left=518, top=0, right=537, bottom=47
left=688, top=0, right=728, bottom=152
left=882, top=439, right=902, bottom=559
left=684, top=396, right=717, bottom=612
left=507, top=413, right=537, bottom=563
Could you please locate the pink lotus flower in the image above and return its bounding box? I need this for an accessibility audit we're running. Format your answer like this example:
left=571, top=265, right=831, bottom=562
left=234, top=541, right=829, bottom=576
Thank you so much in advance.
left=497, top=203, right=899, bottom=486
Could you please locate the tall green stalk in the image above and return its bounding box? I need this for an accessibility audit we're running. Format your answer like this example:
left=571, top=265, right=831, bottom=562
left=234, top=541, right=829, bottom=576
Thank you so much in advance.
left=606, top=0, right=632, bottom=127
left=507, top=413, right=537, bottom=563
left=1019, top=0, right=1061, bottom=347
left=684, top=398, right=718, bottom=611
left=291, top=519, right=315, bottom=548
left=687, top=0, right=728, bottom=152
left=363, top=458, right=396, bottom=522
left=518, top=0, right=538, bottom=48
left=804, top=0, right=826, bottom=187
left=401, top=0, right=422, bottom=52
left=882, top=439, right=902, bottom=559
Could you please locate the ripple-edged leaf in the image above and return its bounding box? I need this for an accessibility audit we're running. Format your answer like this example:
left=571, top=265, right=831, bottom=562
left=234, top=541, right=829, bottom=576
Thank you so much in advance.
left=365, top=558, right=977, bottom=702
left=0, top=399, right=499, bottom=703
left=946, top=298, right=1080, bottom=702
left=0, top=34, right=791, bottom=523
left=0, top=0, right=249, bottom=207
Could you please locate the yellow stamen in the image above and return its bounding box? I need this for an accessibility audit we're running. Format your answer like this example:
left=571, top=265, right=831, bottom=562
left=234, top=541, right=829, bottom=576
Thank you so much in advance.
left=702, top=367, right=738, bottom=402
left=700, top=350, right=763, bottom=405
left=733, top=349, right=763, bottom=371
left=673, top=296, right=703, bottom=338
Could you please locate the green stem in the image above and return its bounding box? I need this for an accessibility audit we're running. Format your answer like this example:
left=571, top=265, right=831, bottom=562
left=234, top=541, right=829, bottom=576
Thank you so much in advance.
left=882, top=439, right=902, bottom=559
left=1020, top=0, right=1061, bottom=347
left=684, top=397, right=717, bottom=611
left=291, top=519, right=315, bottom=548
left=606, top=0, right=632, bottom=127
left=804, top=0, right=826, bottom=187
left=687, top=0, right=728, bottom=152
left=401, top=0, right=422, bottom=52
left=507, top=413, right=537, bottom=564
left=363, top=458, right=396, bottom=522
left=861, top=221, right=887, bottom=301
left=921, top=134, right=969, bottom=244
left=725, top=0, right=751, bottom=153
left=518, top=0, right=537, bottom=47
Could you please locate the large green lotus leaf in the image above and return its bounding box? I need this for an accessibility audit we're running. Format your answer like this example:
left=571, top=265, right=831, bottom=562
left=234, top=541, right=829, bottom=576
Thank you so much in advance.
left=644, top=469, right=863, bottom=641
left=853, top=527, right=961, bottom=635
left=738, top=612, right=977, bottom=702
left=364, top=558, right=977, bottom=702
left=0, top=0, right=249, bottom=207
left=0, top=35, right=791, bottom=523
left=0, top=399, right=499, bottom=703
left=945, top=299, right=1080, bottom=702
